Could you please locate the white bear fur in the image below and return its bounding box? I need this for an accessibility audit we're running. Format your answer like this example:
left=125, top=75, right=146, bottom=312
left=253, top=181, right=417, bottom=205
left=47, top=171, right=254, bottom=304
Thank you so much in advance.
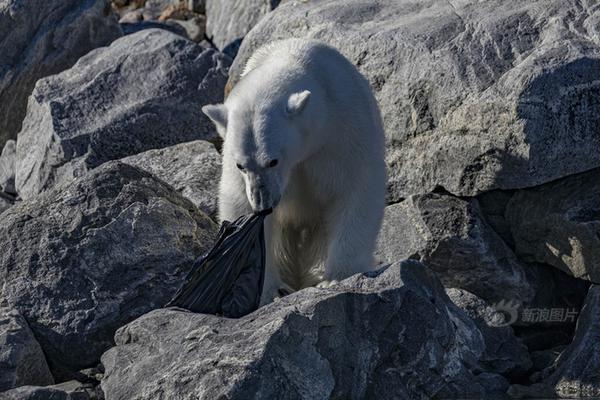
left=203, top=39, right=386, bottom=305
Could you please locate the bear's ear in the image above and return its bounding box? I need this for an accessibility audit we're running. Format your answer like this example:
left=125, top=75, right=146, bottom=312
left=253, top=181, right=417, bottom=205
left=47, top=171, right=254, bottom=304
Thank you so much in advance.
left=202, top=104, right=228, bottom=134
left=285, top=90, right=311, bottom=117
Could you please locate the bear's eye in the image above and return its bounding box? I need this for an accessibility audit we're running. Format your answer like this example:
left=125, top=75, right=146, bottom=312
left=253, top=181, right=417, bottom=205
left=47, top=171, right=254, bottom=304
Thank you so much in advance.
left=236, top=163, right=245, bottom=171
left=268, top=159, right=279, bottom=168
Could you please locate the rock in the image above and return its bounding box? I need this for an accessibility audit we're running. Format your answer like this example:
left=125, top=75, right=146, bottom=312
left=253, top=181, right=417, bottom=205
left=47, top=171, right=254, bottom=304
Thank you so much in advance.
left=0, top=307, right=54, bottom=392
left=205, top=0, right=280, bottom=50
left=170, top=16, right=206, bottom=42
left=0, top=140, right=16, bottom=195
left=228, top=0, right=600, bottom=202
left=0, top=194, right=13, bottom=215
left=0, top=161, right=217, bottom=379
left=121, top=140, right=221, bottom=218
left=0, top=0, right=122, bottom=148
left=446, top=288, right=532, bottom=376
left=187, top=0, right=205, bottom=13
left=120, top=20, right=190, bottom=38
left=375, top=193, right=535, bottom=304
left=546, top=285, right=600, bottom=397
left=530, top=346, right=566, bottom=374
left=15, top=29, right=231, bottom=200
left=506, top=168, right=600, bottom=283
left=0, top=386, right=76, bottom=400
left=477, top=189, right=516, bottom=249
left=102, top=260, right=511, bottom=399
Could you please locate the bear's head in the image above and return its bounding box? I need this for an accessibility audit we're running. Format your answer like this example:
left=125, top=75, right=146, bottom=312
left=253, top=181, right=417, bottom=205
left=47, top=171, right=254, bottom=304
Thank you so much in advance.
left=202, top=87, right=312, bottom=213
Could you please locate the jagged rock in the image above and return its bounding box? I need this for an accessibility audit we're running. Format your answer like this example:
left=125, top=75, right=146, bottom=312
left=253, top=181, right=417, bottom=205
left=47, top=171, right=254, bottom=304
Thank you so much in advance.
left=15, top=29, right=231, bottom=200
left=506, top=168, right=600, bottom=283
left=0, top=0, right=122, bottom=148
left=446, top=288, right=532, bottom=376
left=0, top=307, right=54, bottom=392
left=102, top=260, right=511, bottom=400
left=0, top=140, right=16, bottom=195
left=375, top=193, right=535, bottom=304
left=0, top=161, right=217, bottom=379
left=205, top=0, right=280, bottom=50
left=121, top=140, right=221, bottom=218
left=228, top=0, right=600, bottom=201
left=546, top=285, right=600, bottom=398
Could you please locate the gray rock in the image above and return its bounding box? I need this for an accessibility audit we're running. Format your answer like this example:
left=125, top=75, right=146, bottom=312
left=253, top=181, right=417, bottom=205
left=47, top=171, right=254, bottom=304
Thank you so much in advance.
left=15, top=29, right=231, bottom=200
left=121, top=140, right=221, bottom=218
left=375, top=193, right=535, bottom=304
left=506, top=168, right=600, bottom=283
left=546, top=285, right=600, bottom=398
left=102, top=260, right=510, bottom=400
left=446, top=288, right=532, bottom=376
left=0, top=0, right=122, bottom=148
left=120, top=19, right=190, bottom=38
left=477, top=189, right=516, bottom=249
left=0, top=193, right=13, bottom=215
left=1, top=380, right=97, bottom=400
left=0, top=307, right=54, bottom=392
left=205, top=0, right=280, bottom=50
left=0, top=386, right=75, bottom=400
left=0, top=140, right=16, bottom=195
left=228, top=0, right=600, bottom=201
left=0, top=161, right=217, bottom=379
left=171, top=16, right=206, bottom=42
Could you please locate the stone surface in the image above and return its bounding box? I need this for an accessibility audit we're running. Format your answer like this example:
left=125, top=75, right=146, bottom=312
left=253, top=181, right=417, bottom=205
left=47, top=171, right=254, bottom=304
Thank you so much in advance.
left=506, top=168, right=600, bottom=283
left=0, top=386, right=76, bottom=400
left=0, top=307, right=54, bottom=392
left=205, top=0, right=280, bottom=50
left=120, top=19, right=190, bottom=38
left=0, top=0, right=122, bottom=148
left=375, top=193, right=535, bottom=304
left=15, top=29, right=231, bottom=200
left=446, top=288, right=532, bottom=376
left=121, top=140, right=221, bottom=218
left=228, top=0, right=600, bottom=201
left=102, top=260, right=512, bottom=400
left=0, top=161, right=217, bottom=379
left=546, top=285, right=600, bottom=398
left=0, top=194, right=13, bottom=214
left=0, top=140, right=16, bottom=195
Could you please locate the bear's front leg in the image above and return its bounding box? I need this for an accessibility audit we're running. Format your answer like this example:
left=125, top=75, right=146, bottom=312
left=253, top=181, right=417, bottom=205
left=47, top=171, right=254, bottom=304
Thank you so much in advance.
left=259, top=215, right=285, bottom=306
left=322, top=197, right=383, bottom=282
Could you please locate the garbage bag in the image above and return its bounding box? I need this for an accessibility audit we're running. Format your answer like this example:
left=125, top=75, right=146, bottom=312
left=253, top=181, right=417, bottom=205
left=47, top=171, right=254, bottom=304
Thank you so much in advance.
left=166, top=210, right=270, bottom=318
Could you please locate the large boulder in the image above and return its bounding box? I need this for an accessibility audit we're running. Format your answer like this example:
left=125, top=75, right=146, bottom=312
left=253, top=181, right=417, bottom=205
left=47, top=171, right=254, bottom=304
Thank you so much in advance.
left=546, top=285, right=600, bottom=397
left=0, top=0, right=122, bottom=148
left=15, top=29, right=231, bottom=200
left=205, top=0, right=280, bottom=50
left=102, top=260, right=516, bottom=400
left=228, top=0, right=600, bottom=201
left=506, top=168, right=600, bottom=283
left=121, top=140, right=221, bottom=218
left=0, top=161, right=217, bottom=379
left=0, top=307, right=54, bottom=392
left=375, top=193, right=535, bottom=304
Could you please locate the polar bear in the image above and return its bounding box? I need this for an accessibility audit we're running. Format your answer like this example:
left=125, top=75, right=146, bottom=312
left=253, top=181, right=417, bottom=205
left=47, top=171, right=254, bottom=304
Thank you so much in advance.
left=202, top=39, right=386, bottom=304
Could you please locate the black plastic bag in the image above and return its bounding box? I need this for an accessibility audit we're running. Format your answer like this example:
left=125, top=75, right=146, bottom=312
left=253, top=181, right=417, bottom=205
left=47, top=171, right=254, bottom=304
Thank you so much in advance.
left=166, top=210, right=270, bottom=318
